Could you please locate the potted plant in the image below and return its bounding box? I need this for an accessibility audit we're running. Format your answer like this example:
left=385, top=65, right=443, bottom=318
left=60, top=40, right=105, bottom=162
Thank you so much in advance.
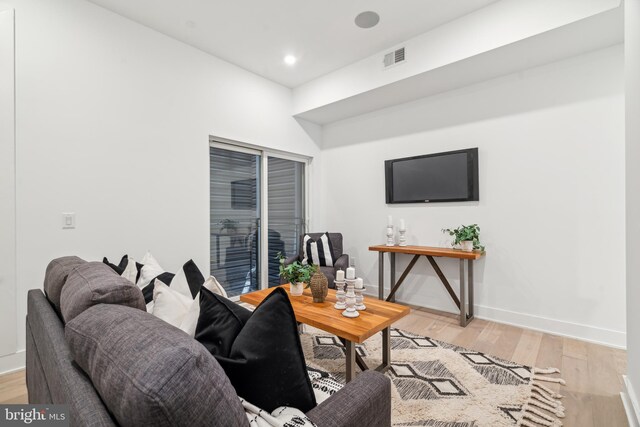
left=442, top=224, right=484, bottom=252
left=277, top=253, right=318, bottom=296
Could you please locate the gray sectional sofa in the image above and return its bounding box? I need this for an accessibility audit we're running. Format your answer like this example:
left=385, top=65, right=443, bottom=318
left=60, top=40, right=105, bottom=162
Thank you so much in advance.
left=26, top=257, right=392, bottom=427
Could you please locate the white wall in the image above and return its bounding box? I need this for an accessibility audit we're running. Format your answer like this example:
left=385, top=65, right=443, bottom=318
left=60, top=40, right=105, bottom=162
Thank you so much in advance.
left=625, top=0, right=640, bottom=421
left=0, top=8, right=17, bottom=366
left=0, top=0, right=320, bottom=373
left=319, top=45, right=626, bottom=347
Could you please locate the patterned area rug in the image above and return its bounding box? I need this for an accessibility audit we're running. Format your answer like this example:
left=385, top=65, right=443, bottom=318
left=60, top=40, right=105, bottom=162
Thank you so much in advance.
left=301, top=327, right=565, bottom=427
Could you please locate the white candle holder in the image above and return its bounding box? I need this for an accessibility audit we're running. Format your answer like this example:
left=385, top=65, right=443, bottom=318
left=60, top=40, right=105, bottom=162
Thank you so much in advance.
left=355, top=284, right=366, bottom=311
left=398, top=228, right=407, bottom=246
left=386, top=226, right=395, bottom=246
left=342, top=279, right=359, bottom=318
left=334, top=280, right=346, bottom=310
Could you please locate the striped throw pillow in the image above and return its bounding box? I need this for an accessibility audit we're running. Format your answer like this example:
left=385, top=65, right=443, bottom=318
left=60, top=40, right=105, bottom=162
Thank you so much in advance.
left=302, top=233, right=335, bottom=267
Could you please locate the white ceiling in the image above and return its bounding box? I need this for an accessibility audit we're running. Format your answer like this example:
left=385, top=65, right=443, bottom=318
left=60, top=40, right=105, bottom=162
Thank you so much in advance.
left=86, top=0, right=498, bottom=88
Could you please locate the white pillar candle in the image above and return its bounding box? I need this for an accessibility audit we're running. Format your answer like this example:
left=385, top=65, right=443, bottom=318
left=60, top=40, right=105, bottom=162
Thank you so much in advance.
left=399, top=219, right=406, bottom=231
left=346, top=267, right=356, bottom=280
left=336, top=269, right=345, bottom=281
left=355, top=278, right=363, bottom=289
left=387, top=215, right=393, bottom=227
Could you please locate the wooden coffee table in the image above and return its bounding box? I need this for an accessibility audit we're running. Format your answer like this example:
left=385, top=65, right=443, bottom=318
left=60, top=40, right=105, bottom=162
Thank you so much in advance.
left=240, top=285, right=410, bottom=382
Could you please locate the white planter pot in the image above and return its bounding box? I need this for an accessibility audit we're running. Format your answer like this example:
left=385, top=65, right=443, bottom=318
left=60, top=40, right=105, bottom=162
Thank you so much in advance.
left=290, top=282, right=304, bottom=296
left=461, top=241, right=474, bottom=252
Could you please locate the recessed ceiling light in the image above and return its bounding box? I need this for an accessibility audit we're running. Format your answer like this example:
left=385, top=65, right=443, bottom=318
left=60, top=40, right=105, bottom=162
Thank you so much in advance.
left=284, top=55, right=297, bottom=66
left=355, top=11, right=380, bottom=29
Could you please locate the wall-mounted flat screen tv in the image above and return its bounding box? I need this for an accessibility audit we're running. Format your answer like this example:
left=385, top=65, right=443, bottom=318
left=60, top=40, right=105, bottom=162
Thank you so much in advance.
left=385, top=148, right=479, bottom=204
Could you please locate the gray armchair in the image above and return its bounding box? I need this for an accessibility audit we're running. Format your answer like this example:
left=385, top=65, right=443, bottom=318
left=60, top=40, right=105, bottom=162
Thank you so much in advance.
left=283, top=232, right=349, bottom=289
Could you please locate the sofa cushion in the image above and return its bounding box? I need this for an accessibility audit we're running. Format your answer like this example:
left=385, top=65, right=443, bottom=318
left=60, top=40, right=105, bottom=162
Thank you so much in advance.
left=60, top=262, right=146, bottom=323
left=65, top=304, right=249, bottom=427
left=43, top=256, right=86, bottom=315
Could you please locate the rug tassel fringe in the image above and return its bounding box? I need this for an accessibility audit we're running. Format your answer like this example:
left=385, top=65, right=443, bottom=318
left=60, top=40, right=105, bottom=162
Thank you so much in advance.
left=529, top=395, right=565, bottom=417
left=516, top=368, right=565, bottom=427
left=531, top=391, right=565, bottom=412
left=532, top=389, right=563, bottom=407
left=533, top=374, right=566, bottom=385
left=533, top=382, right=564, bottom=399
left=517, top=406, right=563, bottom=427
left=533, top=367, right=560, bottom=375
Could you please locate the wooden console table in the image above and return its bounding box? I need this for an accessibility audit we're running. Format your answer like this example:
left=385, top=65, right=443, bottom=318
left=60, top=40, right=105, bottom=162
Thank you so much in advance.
left=369, top=245, right=485, bottom=327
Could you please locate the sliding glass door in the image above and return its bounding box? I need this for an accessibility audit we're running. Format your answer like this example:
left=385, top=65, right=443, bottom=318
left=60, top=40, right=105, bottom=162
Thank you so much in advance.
left=210, top=146, right=261, bottom=297
left=210, top=141, right=307, bottom=297
left=267, top=157, right=305, bottom=287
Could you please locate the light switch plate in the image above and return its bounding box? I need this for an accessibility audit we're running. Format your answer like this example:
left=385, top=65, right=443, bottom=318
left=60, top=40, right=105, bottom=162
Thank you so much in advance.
left=62, top=212, right=76, bottom=229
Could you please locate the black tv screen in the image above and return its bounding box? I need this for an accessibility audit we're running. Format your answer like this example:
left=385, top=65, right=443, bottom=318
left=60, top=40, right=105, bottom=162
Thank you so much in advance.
left=385, top=148, right=479, bottom=203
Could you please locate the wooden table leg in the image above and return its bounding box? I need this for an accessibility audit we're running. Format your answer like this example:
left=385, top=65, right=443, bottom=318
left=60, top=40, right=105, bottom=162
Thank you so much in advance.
left=345, top=340, right=356, bottom=383
left=378, top=251, right=384, bottom=300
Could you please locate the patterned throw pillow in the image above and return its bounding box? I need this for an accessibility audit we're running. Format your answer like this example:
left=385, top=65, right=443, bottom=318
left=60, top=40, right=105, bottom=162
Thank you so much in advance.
left=302, top=233, right=335, bottom=267
left=241, top=398, right=318, bottom=427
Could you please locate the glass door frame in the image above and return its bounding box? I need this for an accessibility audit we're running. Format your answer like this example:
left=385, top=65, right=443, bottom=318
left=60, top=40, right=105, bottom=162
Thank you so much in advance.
left=210, top=137, right=312, bottom=299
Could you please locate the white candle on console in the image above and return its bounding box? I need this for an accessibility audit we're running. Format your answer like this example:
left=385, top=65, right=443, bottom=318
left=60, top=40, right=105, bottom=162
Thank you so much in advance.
left=346, top=267, right=356, bottom=280
left=336, top=270, right=345, bottom=281
left=399, top=219, right=406, bottom=231
left=355, top=278, right=363, bottom=289
left=387, top=215, right=393, bottom=227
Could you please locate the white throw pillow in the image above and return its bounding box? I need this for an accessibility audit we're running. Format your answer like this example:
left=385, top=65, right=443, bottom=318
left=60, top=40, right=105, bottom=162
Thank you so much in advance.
left=152, top=279, right=193, bottom=327
left=203, top=275, right=227, bottom=298
left=169, top=264, right=196, bottom=299
left=120, top=256, right=139, bottom=284
left=136, top=251, right=165, bottom=290
left=178, top=293, right=200, bottom=336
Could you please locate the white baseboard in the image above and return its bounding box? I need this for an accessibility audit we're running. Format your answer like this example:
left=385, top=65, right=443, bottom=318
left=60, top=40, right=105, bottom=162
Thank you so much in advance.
left=0, top=350, right=25, bottom=375
left=364, top=287, right=626, bottom=349
left=622, top=376, right=640, bottom=427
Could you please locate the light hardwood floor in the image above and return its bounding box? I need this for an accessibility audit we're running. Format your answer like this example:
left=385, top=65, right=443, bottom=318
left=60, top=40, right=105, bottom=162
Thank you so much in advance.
left=0, top=307, right=628, bottom=426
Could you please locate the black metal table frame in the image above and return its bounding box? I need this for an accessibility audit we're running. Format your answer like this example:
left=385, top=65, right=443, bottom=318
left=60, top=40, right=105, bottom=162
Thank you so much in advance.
left=377, top=252, right=475, bottom=327
left=338, top=328, right=390, bottom=382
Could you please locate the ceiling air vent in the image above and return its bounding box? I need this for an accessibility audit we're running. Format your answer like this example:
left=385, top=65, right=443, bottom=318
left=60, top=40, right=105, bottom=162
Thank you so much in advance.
left=383, top=47, right=405, bottom=68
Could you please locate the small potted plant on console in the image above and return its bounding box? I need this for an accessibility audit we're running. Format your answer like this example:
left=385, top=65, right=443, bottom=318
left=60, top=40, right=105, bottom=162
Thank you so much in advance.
left=277, top=253, right=318, bottom=296
left=442, top=224, right=484, bottom=252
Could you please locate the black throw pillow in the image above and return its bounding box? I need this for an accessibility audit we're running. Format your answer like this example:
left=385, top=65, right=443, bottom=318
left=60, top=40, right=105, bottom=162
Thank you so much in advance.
left=209, top=288, right=316, bottom=413
left=103, top=255, right=128, bottom=275
left=194, top=288, right=252, bottom=357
